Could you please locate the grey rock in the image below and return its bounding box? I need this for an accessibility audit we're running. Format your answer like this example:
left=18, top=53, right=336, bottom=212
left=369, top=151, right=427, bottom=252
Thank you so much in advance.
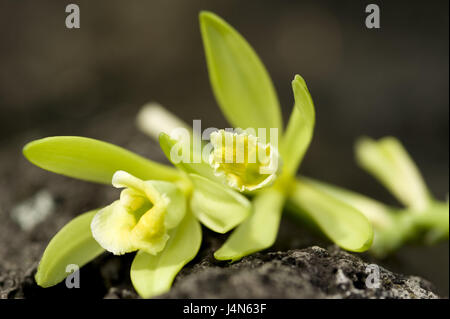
left=0, top=263, right=35, bottom=299
left=159, top=246, right=440, bottom=299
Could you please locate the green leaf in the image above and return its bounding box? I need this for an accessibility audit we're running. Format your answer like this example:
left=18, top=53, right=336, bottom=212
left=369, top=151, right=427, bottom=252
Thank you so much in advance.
left=159, top=133, right=220, bottom=181
left=189, top=173, right=251, bottom=233
left=355, top=137, right=432, bottom=211
left=130, top=212, right=202, bottom=298
left=23, top=136, right=181, bottom=185
left=199, top=11, right=282, bottom=133
left=288, top=180, right=373, bottom=252
left=214, top=188, right=285, bottom=262
left=280, top=75, right=315, bottom=178
left=35, top=210, right=104, bottom=288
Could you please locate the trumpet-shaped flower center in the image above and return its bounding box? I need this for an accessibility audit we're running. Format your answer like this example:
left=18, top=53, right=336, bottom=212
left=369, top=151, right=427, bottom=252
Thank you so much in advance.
left=209, top=130, right=281, bottom=192
left=91, top=171, right=185, bottom=255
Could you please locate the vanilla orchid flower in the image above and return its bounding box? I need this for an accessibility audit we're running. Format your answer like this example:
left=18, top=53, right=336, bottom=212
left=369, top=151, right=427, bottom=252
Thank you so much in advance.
left=91, top=171, right=185, bottom=256
left=139, top=11, right=374, bottom=262
left=23, top=136, right=201, bottom=298
left=209, top=129, right=281, bottom=192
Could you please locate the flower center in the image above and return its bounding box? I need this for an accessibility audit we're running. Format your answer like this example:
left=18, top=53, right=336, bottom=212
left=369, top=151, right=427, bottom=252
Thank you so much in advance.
left=113, top=171, right=168, bottom=241
left=209, top=130, right=281, bottom=191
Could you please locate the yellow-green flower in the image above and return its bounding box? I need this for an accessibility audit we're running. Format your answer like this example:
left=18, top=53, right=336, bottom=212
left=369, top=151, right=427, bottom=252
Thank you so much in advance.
left=209, top=129, right=280, bottom=192
left=150, top=11, right=375, bottom=262
left=23, top=136, right=202, bottom=297
left=91, top=171, right=185, bottom=255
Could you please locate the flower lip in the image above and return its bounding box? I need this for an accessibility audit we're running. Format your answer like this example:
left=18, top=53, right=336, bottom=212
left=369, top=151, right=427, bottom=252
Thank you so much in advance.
left=112, top=170, right=168, bottom=209
left=208, top=129, right=281, bottom=192
left=91, top=171, right=186, bottom=256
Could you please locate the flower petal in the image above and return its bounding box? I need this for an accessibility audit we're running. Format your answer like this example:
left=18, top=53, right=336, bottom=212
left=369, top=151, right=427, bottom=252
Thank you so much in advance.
left=189, top=173, right=251, bottom=233
left=214, top=188, right=285, bottom=261
left=113, top=171, right=186, bottom=230
left=147, top=180, right=186, bottom=229
left=35, top=210, right=104, bottom=288
left=288, top=179, right=373, bottom=252
left=90, top=201, right=140, bottom=255
left=355, top=137, right=432, bottom=211
left=130, top=212, right=202, bottom=298
left=137, top=102, right=193, bottom=142
left=301, top=177, right=394, bottom=230
left=199, top=11, right=282, bottom=133
left=280, top=75, right=315, bottom=178
left=23, top=136, right=181, bottom=184
left=92, top=172, right=186, bottom=256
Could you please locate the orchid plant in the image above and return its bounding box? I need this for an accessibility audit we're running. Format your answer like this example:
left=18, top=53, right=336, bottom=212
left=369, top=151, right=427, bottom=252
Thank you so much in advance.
left=23, top=11, right=447, bottom=299
left=305, top=136, right=449, bottom=257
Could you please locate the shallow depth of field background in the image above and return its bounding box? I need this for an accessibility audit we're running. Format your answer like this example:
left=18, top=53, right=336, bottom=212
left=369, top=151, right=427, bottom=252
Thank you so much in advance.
left=0, top=1, right=448, bottom=294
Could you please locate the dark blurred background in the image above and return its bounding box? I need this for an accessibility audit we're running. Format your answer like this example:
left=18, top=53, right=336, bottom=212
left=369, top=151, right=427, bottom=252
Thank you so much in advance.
left=0, top=0, right=448, bottom=296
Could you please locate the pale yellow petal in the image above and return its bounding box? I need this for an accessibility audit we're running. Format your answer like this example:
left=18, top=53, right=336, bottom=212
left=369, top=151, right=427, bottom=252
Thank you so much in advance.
left=91, top=201, right=137, bottom=255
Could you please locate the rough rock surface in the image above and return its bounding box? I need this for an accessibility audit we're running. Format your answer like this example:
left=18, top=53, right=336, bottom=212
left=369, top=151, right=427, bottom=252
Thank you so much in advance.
left=159, top=246, right=439, bottom=299
left=1, top=245, right=439, bottom=299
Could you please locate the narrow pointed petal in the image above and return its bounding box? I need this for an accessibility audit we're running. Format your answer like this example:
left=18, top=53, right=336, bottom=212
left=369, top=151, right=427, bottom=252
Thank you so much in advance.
left=35, top=210, right=104, bottom=288
left=288, top=180, right=373, bottom=252
left=200, top=11, right=282, bottom=132
left=355, top=137, right=432, bottom=211
left=214, top=188, right=285, bottom=262
left=280, top=75, right=315, bottom=177
left=301, top=177, right=394, bottom=230
left=23, top=136, right=180, bottom=185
